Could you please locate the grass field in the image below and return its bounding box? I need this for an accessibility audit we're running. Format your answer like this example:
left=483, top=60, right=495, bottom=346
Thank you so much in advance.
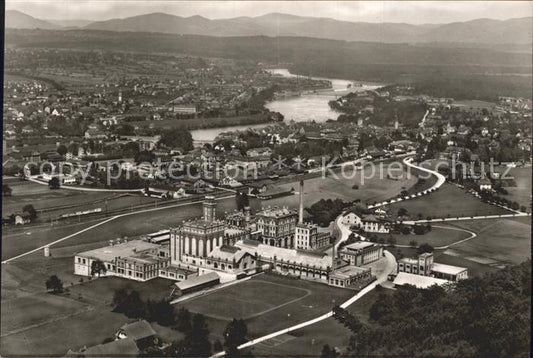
left=445, top=217, right=531, bottom=265
left=260, top=164, right=417, bottom=210
left=180, top=273, right=353, bottom=342
left=250, top=288, right=389, bottom=356
left=389, top=216, right=530, bottom=277
left=388, top=183, right=510, bottom=219
left=502, top=166, right=532, bottom=208
left=3, top=181, right=161, bottom=222
left=183, top=279, right=311, bottom=320
left=0, top=254, right=178, bottom=356
left=375, top=225, right=471, bottom=248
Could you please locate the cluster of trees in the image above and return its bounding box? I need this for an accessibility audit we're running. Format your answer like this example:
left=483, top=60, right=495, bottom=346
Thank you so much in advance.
left=272, top=140, right=344, bottom=164
left=307, top=199, right=351, bottom=227
left=235, top=192, right=250, bottom=211
left=479, top=190, right=525, bottom=211
left=113, top=289, right=176, bottom=327
left=342, top=261, right=530, bottom=357
left=158, top=128, right=194, bottom=152
left=138, top=307, right=250, bottom=357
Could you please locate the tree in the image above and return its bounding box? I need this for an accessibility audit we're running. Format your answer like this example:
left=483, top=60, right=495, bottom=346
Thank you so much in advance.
left=45, top=275, right=63, bottom=293
left=409, top=240, right=418, bottom=247
left=174, top=307, right=192, bottom=332
left=48, top=177, right=61, bottom=189
left=417, top=243, right=434, bottom=254
left=321, top=344, right=333, bottom=358
left=159, top=128, right=193, bottom=152
left=56, top=144, right=68, bottom=156
left=413, top=225, right=426, bottom=235
left=224, top=319, right=248, bottom=349
left=22, top=204, right=37, bottom=220
left=2, top=184, right=12, bottom=197
left=397, top=207, right=408, bottom=217
left=90, top=259, right=107, bottom=277
left=150, top=299, right=175, bottom=326
left=183, top=313, right=211, bottom=357
left=213, top=340, right=224, bottom=353
left=135, top=150, right=155, bottom=164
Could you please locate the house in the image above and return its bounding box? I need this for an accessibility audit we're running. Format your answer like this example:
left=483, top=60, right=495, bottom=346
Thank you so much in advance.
left=246, top=147, right=272, bottom=158
left=66, top=337, right=139, bottom=357
left=341, top=211, right=390, bottom=233
left=84, top=128, right=106, bottom=139
left=115, top=320, right=156, bottom=350
left=14, top=213, right=31, bottom=225
left=478, top=177, right=492, bottom=191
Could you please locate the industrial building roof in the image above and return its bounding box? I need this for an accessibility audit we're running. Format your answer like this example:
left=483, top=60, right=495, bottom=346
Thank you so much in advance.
left=175, top=272, right=220, bottom=291
left=393, top=272, right=449, bottom=289
left=432, top=262, right=467, bottom=276
left=76, top=240, right=159, bottom=262
left=235, top=240, right=331, bottom=269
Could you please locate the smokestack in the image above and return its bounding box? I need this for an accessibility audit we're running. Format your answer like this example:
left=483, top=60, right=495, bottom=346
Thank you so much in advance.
left=298, top=179, right=304, bottom=224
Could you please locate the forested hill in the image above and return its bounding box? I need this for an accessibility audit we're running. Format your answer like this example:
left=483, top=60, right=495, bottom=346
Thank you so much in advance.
left=347, top=260, right=531, bottom=357
left=6, top=29, right=531, bottom=68
left=6, top=29, right=532, bottom=99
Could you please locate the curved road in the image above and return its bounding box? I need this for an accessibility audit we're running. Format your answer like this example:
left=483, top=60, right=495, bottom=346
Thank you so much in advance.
left=368, top=157, right=446, bottom=209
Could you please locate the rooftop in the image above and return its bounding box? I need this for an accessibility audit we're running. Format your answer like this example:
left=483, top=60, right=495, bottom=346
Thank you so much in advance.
left=66, top=338, right=139, bottom=357
left=432, top=262, right=467, bottom=276
left=256, top=207, right=297, bottom=218
left=343, top=241, right=376, bottom=252
left=175, top=272, right=220, bottom=291
left=235, top=240, right=331, bottom=268
left=118, top=320, right=156, bottom=341
left=331, top=264, right=370, bottom=279
left=393, top=272, right=449, bottom=289
left=77, top=240, right=159, bottom=262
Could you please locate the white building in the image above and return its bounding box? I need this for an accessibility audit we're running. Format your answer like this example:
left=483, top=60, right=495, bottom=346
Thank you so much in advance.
left=341, top=211, right=390, bottom=233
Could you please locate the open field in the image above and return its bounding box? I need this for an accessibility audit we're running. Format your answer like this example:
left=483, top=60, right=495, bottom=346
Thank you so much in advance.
left=260, top=164, right=417, bottom=210
left=502, top=166, right=532, bottom=208
left=1, top=195, right=237, bottom=261
left=181, top=273, right=353, bottom=342
left=445, top=216, right=531, bottom=265
left=388, top=183, right=510, bottom=219
left=375, top=225, right=471, bottom=247
left=390, top=216, right=530, bottom=276
left=1, top=254, right=178, bottom=356
left=250, top=288, right=390, bottom=356
left=183, top=279, right=311, bottom=320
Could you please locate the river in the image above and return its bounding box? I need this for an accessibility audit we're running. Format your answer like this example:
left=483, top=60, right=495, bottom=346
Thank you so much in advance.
left=191, top=69, right=382, bottom=142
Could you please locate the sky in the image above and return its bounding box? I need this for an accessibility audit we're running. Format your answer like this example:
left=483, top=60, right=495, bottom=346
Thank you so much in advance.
left=6, top=1, right=533, bottom=24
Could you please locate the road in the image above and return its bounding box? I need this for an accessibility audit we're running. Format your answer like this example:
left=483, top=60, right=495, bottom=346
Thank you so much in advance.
left=368, top=156, right=446, bottom=209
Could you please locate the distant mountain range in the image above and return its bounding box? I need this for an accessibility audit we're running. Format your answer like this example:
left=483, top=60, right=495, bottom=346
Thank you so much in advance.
left=5, top=10, right=533, bottom=45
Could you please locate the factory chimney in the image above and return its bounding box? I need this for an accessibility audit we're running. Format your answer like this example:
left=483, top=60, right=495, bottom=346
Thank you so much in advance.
left=298, top=179, right=304, bottom=224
